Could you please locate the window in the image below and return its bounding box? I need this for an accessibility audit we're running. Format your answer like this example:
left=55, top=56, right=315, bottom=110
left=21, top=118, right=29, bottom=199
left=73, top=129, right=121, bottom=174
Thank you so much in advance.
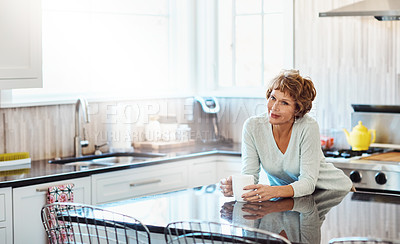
left=11, top=0, right=293, bottom=104
left=12, top=0, right=194, bottom=103
left=198, top=0, right=294, bottom=97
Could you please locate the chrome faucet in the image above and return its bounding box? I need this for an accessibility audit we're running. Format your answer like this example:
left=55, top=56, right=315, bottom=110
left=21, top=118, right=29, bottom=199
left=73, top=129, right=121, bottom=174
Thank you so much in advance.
left=74, top=97, right=90, bottom=157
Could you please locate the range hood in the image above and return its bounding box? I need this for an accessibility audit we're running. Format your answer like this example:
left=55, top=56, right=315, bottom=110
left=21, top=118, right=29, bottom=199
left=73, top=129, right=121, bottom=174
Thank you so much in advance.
left=319, top=0, right=400, bottom=21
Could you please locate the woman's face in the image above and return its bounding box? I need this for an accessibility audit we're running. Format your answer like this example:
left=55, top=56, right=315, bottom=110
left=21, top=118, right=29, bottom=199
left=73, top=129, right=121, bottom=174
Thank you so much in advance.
left=267, top=89, right=296, bottom=126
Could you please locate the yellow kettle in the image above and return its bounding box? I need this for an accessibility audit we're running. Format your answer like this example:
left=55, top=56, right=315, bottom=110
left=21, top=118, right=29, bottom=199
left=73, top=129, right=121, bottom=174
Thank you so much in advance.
left=343, top=121, right=376, bottom=151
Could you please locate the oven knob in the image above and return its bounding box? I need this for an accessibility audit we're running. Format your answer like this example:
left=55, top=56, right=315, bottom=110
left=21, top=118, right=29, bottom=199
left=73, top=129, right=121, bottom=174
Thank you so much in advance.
left=349, top=170, right=362, bottom=183
left=375, top=172, right=387, bottom=185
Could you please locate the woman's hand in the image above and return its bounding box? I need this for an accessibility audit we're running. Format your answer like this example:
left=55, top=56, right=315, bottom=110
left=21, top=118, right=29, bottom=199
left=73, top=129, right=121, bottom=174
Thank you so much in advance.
left=219, top=201, right=235, bottom=221
left=219, top=176, right=233, bottom=197
left=240, top=198, right=294, bottom=220
left=242, top=184, right=276, bottom=202
left=239, top=202, right=276, bottom=220
left=242, top=184, right=294, bottom=202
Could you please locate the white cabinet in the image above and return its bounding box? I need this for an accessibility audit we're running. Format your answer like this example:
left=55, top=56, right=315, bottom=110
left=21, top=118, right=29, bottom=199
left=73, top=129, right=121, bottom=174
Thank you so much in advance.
left=187, top=155, right=243, bottom=188
left=13, top=177, right=91, bottom=244
left=187, top=156, right=218, bottom=188
left=92, top=162, right=189, bottom=205
left=184, top=155, right=243, bottom=188
left=91, top=155, right=241, bottom=205
left=0, top=0, right=42, bottom=89
left=217, top=156, right=270, bottom=185
left=0, top=187, right=12, bottom=244
left=80, top=156, right=240, bottom=242
left=216, top=155, right=242, bottom=180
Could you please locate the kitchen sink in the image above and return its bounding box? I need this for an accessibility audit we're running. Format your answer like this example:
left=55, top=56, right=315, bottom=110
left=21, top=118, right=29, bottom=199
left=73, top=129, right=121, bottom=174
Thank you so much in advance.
left=48, top=152, right=166, bottom=167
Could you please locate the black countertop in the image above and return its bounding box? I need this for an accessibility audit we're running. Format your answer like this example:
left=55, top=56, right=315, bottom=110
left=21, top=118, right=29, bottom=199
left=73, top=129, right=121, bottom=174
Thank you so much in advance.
left=0, top=143, right=241, bottom=188
left=100, top=186, right=400, bottom=244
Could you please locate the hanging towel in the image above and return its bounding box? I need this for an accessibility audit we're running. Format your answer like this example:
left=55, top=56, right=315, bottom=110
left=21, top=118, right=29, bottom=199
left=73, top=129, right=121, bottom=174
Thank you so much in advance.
left=47, top=184, right=75, bottom=243
left=47, top=183, right=74, bottom=204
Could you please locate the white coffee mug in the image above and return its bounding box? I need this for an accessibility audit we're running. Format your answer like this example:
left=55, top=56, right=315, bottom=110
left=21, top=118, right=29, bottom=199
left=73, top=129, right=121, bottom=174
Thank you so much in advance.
left=232, top=174, right=254, bottom=202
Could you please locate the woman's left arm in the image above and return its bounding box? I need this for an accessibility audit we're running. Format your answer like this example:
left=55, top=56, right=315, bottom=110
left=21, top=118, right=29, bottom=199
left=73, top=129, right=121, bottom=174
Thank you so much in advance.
left=289, top=120, right=322, bottom=197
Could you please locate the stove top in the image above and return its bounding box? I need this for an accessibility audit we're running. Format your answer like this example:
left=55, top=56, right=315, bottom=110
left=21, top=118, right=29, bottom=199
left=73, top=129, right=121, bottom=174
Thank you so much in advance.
left=323, top=147, right=400, bottom=193
left=323, top=147, right=386, bottom=159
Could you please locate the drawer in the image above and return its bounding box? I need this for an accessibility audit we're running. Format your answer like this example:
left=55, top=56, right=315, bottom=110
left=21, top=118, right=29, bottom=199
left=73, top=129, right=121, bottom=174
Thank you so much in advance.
left=0, top=194, right=5, bottom=222
left=0, top=187, right=12, bottom=244
left=92, top=163, right=189, bottom=204
left=0, top=187, right=11, bottom=224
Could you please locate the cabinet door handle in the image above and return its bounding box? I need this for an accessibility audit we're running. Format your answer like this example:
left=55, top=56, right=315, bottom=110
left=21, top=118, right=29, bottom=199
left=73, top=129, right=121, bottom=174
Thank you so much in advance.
left=129, top=179, right=161, bottom=187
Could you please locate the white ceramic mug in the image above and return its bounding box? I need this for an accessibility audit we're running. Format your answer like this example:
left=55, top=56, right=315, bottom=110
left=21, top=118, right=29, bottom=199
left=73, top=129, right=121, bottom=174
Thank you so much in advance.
left=232, top=174, right=254, bottom=202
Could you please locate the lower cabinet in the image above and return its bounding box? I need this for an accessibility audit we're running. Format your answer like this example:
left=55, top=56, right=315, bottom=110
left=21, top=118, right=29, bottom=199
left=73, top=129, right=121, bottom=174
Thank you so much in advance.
left=12, top=177, right=91, bottom=244
left=217, top=155, right=242, bottom=180
left=216, top=156, right=269, bottom=185
left=92, top=162, right=189, bottom=205
left=187, top=156, right=218, bottom=188
left=91, top=155, right=242, bottom=205
left=0, top=188, right=12, bottom=244
left=188, top=155, right=242, bottom=187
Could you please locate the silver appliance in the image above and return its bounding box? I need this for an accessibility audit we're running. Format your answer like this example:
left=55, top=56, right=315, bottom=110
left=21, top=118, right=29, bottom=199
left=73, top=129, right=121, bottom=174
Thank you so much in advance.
left=319, top=0, right=400, bottom=21
left=325, top=104, right=400, bottom=194
left=192, top=96, right=221, bottom=143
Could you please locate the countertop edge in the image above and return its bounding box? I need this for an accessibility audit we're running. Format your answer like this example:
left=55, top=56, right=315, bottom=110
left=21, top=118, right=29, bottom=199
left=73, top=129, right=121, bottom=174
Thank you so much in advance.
left=1, top=150, right=241, bottom=188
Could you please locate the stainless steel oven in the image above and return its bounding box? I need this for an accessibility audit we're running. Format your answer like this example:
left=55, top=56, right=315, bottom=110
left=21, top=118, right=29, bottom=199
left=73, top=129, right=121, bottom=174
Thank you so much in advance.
left=325, top=148, right=400, bottom=193
left=324, top=105, right=400, bottom=194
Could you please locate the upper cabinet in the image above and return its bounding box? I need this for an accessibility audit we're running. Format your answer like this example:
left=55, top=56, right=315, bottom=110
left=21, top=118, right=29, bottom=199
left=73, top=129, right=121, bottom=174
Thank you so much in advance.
left=0, top=0, right=42, bottom=89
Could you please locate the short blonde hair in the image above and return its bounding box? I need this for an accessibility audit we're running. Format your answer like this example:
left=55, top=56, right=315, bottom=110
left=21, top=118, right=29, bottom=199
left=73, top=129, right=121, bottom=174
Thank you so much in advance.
left=266, top=69, right=316, bottom=118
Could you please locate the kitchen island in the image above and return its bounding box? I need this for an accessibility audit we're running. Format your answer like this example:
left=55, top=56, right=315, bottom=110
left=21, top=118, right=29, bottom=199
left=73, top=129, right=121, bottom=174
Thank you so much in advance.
left=100, top=185, right=400, bottom=244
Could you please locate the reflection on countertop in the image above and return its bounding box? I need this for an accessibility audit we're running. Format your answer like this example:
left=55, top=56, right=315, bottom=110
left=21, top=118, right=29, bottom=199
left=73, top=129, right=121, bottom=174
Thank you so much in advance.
left=0, top=142, right=241, bottom=188
left=100, top=186, right=400, bottom=244
left=221, top=190, right=348, bottom=244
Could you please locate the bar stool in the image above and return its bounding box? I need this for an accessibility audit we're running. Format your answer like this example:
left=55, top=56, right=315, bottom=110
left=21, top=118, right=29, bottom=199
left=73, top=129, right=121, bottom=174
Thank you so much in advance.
left=165, top=220, right=292, bottom=244
left=41, top=202, right=151, bottom=244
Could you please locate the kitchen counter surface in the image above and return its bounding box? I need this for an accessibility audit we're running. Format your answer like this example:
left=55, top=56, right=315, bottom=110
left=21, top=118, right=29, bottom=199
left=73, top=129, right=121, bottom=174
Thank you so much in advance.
left=0, top=142, right=241, bottom=188
left=100, top=186, right=400, bottom=244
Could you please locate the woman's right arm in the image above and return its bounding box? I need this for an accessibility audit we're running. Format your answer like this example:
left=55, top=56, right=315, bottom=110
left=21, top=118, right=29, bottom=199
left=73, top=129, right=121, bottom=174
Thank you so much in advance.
left=241, top=118, right=261, bottom=183
left=220, top=118, right=260, bottom=196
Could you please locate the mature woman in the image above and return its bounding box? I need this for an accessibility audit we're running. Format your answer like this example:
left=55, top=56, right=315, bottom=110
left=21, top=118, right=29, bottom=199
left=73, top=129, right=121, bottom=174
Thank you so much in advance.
left=220, top=70, right=353, bottom=202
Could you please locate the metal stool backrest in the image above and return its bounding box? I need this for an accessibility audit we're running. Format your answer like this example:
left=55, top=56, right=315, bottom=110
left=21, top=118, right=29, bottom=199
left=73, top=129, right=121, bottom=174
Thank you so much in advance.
left=41, top=202, right=151, bottom=244
left=329, top=237, right=400, bottom=244
left=164, top=220, right=292, bottom=244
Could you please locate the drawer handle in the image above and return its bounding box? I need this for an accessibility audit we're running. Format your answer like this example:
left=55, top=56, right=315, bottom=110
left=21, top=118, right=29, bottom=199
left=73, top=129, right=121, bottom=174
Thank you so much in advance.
left=36, top=188, right=48, bottom=192
left=129, top=179, right=161, bottom=187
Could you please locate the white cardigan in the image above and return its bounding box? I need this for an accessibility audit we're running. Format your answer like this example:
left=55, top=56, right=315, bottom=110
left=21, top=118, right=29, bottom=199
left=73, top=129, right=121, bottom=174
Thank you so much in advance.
left=241, top=113, right=353, bottom=197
